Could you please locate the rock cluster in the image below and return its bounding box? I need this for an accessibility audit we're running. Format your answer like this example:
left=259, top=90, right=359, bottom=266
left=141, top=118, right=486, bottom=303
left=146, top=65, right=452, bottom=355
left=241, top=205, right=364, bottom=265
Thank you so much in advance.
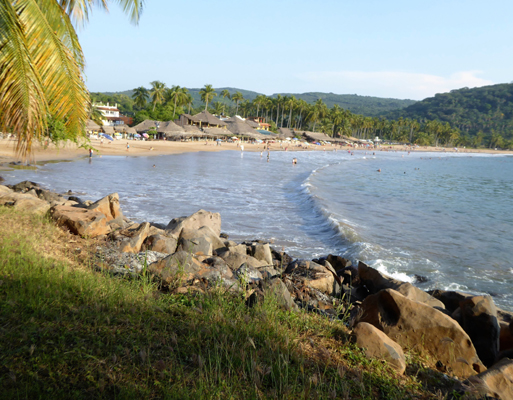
left=2, top=181, right=513, bottom=397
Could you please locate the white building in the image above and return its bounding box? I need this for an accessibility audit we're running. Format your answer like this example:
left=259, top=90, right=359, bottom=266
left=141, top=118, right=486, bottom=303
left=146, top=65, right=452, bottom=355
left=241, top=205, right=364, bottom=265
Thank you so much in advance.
left=93, top=103, right=126, bottom=126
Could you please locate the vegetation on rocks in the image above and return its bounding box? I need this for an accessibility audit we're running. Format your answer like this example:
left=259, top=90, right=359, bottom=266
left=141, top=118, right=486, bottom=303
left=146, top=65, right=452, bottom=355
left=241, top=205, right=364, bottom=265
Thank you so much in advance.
left=0, top=207, right=467, bottom=399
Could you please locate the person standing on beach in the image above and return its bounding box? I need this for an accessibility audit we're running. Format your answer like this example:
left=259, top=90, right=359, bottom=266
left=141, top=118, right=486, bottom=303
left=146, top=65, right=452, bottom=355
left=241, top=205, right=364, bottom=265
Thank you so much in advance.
left=89, top=148, right=93, bottom=158
left=126, top=142, right=130, bottom=152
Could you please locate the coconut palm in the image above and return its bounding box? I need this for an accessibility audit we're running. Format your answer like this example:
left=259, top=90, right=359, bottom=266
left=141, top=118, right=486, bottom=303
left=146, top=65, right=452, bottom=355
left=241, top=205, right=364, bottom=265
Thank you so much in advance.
left=220, top=89, right=230, bottom=115
left=132, top=86, right=149, bottom=109
left=211, top=101, right=224, bottom=116
left=231, top=91, right=244, bottom=116
left=168, top=85, right=188, bottom=114
left=0, top=0, right=143, bottom=159
left=150, top=81, right=167, bottom=111
left=200, top=84, right=217, bottom=111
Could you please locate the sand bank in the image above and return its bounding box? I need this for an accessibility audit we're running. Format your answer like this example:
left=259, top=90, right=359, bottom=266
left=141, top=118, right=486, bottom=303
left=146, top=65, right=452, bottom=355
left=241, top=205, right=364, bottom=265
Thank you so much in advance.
left=0, top=138, right=511, bottom=164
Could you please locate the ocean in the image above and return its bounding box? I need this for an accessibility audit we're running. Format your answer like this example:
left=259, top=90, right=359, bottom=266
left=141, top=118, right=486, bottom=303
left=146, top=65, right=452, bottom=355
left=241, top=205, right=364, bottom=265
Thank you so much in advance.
left=3, top=149, right=512, bottom=310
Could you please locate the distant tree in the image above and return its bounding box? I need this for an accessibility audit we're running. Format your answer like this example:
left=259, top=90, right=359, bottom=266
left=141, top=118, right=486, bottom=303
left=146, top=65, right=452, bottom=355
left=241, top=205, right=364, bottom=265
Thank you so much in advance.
left=200, top=84, right=217, bottom=111
left=132, top=86, right=149, bottom=109
left=221, top=89, right=231, bottom=115
left=150, top=81, right=167, bottom=111
left=211, top=101, right=224, bottom=116
left=231, top=91, right=244, bottom=116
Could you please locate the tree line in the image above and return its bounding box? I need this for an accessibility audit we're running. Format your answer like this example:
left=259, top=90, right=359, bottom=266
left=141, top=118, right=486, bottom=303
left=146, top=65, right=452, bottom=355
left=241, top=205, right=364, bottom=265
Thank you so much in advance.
left=92, top=83, right=513, bottom=149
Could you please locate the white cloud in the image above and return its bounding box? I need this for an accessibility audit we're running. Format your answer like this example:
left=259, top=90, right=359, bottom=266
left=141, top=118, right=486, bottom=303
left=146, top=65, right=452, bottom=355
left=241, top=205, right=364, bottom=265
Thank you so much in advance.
left=295, top=70, right=494, bottom=100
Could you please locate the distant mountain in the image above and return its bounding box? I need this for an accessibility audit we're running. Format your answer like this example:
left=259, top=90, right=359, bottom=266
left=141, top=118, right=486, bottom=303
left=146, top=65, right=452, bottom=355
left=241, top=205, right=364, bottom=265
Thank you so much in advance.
left=96, top=87, right=416, bottom=117
left=387, top=83, right=513, bottom=138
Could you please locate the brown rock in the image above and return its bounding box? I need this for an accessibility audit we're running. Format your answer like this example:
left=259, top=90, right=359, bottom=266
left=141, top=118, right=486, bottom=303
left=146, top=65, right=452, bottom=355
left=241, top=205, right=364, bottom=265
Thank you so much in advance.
left=459, top=295, right=500, bottom=367
left=0, top=191, right=51, bottom=215
left=456, top=358, right=513, bottom=400
left=285, top=260, right=335, bottom=295
left=499, top=321, right=513, bottom=353
left=358, top=289, right=485, bottom=378
left=87, top=193, right=123, bottom=221
left=358, top=262, right=444, bottom=308
left=116, top=222, right=150, bottom=253
left=166, top=209, right=221, bottom=237
left=50, top=205, right=109, bottom=237
left=179, top=226, right=225, bottom=252
left=428, top=289, right=471, bottom=313
left=354, top=322, right=406, bottom=374
left=149, top=251, right=203, bottom=286
left=144, top=234, right=178, bottom=254
left=250, top=243, right=273, bottom=265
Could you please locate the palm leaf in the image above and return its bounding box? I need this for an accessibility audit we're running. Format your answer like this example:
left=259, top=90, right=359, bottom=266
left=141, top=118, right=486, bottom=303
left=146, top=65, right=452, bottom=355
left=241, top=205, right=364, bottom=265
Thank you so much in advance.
left=58, top=0, right=144, bottom=25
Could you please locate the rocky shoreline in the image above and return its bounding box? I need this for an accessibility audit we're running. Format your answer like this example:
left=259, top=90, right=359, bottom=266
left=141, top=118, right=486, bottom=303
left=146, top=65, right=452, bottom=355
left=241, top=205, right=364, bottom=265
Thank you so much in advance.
left=1, top=180, right=513, bottom=398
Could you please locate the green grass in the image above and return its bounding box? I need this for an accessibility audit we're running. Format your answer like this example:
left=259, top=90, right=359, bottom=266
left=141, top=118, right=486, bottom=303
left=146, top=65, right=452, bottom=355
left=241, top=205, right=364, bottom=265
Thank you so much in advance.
left=0, top=208, right=452, bottom=399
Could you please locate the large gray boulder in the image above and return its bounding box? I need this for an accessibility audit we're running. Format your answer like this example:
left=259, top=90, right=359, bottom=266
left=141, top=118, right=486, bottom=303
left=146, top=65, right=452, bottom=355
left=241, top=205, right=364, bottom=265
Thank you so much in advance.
left=358, top=289, right=485, bottom=378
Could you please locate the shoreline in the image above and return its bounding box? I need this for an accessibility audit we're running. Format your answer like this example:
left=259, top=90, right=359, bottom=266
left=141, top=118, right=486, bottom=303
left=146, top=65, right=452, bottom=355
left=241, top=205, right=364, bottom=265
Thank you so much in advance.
left=0, top=137, right=511, bottom=164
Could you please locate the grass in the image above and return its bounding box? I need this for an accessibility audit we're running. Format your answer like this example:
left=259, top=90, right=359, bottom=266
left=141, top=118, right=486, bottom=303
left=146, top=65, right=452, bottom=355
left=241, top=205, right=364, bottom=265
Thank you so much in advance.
left=0, top=207, right=458, bottom=399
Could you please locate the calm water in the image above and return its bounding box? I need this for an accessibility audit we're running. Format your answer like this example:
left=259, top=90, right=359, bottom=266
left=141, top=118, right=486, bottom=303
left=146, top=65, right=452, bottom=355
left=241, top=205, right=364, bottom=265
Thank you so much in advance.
left=3, top=149, right=512, bottom=310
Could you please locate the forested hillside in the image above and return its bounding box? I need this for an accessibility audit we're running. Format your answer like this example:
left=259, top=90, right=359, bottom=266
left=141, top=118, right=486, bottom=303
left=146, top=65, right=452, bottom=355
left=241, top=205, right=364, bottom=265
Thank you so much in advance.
left=388, top=83, right=513, bottom=140
left=94, top=87, right=415, bottom=117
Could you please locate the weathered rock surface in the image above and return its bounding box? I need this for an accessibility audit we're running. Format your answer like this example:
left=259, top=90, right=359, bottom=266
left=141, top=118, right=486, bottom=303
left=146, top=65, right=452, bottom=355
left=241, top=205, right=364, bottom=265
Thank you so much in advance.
left=459, top=295, right=500, bottom=367
left=0, top=191, right=52, bottom=215
left=455, top=358, right=513, bottom=400
left=113, top=222, right=150, bottom=253
left=96, top=247, right=168, bottom=276
left=87, top=193, right=123, bottom=221
left=285, top=260, right=335, bottom=295
left=50, top=205, right=109, bottom=237
left=353, top=322, right=406, bottom=374
left=144, top=233, right=178, bottom=254
left=166, top=209, right=221, bottom=237
left=249, top=243, right=273, bottom=265
left=357, top=289, right=485, bottom=378
left=428, top=289, right=471, bottom=313
left=264, top=278, right=298, bottom=311
left=358, top=262, right=444, bottom=308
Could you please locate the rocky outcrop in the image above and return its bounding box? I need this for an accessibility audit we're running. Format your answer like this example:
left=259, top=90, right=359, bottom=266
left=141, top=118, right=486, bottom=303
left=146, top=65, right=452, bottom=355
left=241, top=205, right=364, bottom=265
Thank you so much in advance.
left=284, top=260, right=336, bottom=295
left=454, top=358, right=513, bottom=399
left=353, top=322, right=406, bottom=374
left=357, top=289, right=485, bottom=378
left=166, top=210, right=221, bottom=237
left=111, top=222, right=150, bottom=253
left=87, top=193, right=123, bottom=221
left=0, top=190, right=52, bottom=215
left=459, top=295, right=500, bottom=367
left=50, top=205, right=110, bottom=237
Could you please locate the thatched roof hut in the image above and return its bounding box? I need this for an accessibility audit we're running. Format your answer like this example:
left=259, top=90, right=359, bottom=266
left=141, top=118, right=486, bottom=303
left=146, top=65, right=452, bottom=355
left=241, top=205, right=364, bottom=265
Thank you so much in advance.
left=86, top=119, right=101, bottom=131
left=183, top=124, right=201, bottom=133
left=245, top=119, right=260, bottom=128
left=278, top=127, right=294, bottom=139
left=114, top=124, right=137, bottom=134
left=224, top=117, right=259, bottom=136
left=191, top=111, right=227, bottom=128
left=203, top=127, right=232, bottom=137
left=157, top=120, right=185, bottom=135
left=133, top=119, right=161, bottom=133
left=101, top=125, right=115, bottom=135
left=300, top=131, right=338, bottom=142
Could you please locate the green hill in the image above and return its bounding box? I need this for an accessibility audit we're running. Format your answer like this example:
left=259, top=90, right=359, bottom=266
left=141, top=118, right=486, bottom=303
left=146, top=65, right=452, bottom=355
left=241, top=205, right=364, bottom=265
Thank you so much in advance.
left=388, top=83, right=513, bottom=139
left=95, top=87, right=415, bottom=117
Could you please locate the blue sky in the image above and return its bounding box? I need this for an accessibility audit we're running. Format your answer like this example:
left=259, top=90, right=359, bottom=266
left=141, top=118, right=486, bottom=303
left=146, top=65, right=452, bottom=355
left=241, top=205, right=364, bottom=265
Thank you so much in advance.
left=78, top=0, right=513, bottom=100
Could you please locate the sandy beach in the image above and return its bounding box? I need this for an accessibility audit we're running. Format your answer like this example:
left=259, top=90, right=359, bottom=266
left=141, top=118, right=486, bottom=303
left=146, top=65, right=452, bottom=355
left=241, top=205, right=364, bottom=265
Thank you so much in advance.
left=0, top=137, right=511, bottom=164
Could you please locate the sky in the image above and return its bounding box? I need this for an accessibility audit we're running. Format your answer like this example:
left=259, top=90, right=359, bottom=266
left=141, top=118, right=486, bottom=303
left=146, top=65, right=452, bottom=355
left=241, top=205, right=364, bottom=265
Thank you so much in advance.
left=78, top=0, right=513, bottom=100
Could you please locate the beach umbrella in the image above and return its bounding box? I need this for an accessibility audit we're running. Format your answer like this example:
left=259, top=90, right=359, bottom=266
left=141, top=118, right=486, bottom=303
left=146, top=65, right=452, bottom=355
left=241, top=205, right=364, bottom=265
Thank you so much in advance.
left=216, top=138, right=222, bottom=142
left=142, top=133, right=149, bottom=138
left=134, top=133, right=141, bottom=138
left=100, top=133, right=114, bottom=141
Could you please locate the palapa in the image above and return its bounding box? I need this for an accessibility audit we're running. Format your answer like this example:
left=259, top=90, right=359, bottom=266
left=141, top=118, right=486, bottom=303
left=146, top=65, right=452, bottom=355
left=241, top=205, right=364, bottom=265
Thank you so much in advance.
left=86, top=119, right=101, bottom=131
left=191, top=111, right=227, bottom=127
left=101, top=125, right=115, bottom=134
left=157, top=120, right=185, bottom=134
left=203, top=127, right=232, bottom=137
left=278, top=127, right=294, bottom=139
left=132, top=119, right=162, bottom=133
left=114, top=124, right=137, bottom=134
left=224, top=116, right=259, bottom=136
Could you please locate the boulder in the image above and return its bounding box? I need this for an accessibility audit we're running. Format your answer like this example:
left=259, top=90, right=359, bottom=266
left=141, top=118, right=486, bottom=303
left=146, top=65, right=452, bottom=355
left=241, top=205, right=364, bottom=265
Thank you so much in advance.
left=264, top=278, right=298, bottom=311
left=218, top=251, right=266, bottom=271
left=178, top=236, right=213, bottom=256
left=234, top=263, right=263, bottom=284
left=144, top=233, right=178, bottom=254
left=0, top=185, right=12, bottom=194
left=0, top=191, right=52, bottom=215
left=358, top=289, right=485, bottom=378
left=228, top=243, right=247, bottom=256
left=50, top=205, right=109, bottom=237
left=149, top=251, right=203, bottom=286
left=499, top=321, right=513, bottom=353
left=455, top=358, right=513, bottom=400
left=9, top=180, right=39, bottom=192
left=428, top=289, right=471, bottom=313
left=284, top=260, right=335, bottom=295
left=179, top=225, right=225, bottom=253
left=166, top=209, right=221, bottom=237
left=249, top=243, right=273, bottom=265
left=459, top=295, right=500, bottom=367
left=115, top=222, right=150, bottom=253
left=87, top=193, right=123, bottom=221
left=358, top=262, right=444, bottom=308
left=96, top=247, right=168, bottom=276
left=353, top=322, right=406, bottom=374
left=325, top=254, right=352, bottom=270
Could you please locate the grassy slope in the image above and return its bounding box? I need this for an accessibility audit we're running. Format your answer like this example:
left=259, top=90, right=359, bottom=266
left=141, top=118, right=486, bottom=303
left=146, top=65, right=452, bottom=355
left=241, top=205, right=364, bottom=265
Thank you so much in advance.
left=0, top=208, right=455, bottom=399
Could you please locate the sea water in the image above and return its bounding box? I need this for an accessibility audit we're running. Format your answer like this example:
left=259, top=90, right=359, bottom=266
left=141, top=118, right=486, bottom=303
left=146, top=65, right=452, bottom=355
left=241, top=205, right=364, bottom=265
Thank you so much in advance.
left=3, top=149, right=512, bottom=310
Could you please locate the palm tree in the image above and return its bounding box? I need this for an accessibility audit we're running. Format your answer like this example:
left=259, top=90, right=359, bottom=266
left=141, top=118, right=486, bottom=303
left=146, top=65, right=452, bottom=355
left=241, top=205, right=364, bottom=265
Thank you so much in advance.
left=168, top=85, right=188, bottom=115
left=150, top=81, right=167, bottom=111
left=253, top=94, right=267, bottom=119
left=0, top=0, right=143, bottom=159
left=231, top=91, right=244, bottom=116
left=132, top=86, right=149, bottom=109
left=211, top=101, right=224, bottom=116
left=285, top=96, right=296, bottom=128
left=200, top=84, right=217, bottom=111
left=185, top=93, right=194, bottom=114
left=220, top=89, right=231, bottom=115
